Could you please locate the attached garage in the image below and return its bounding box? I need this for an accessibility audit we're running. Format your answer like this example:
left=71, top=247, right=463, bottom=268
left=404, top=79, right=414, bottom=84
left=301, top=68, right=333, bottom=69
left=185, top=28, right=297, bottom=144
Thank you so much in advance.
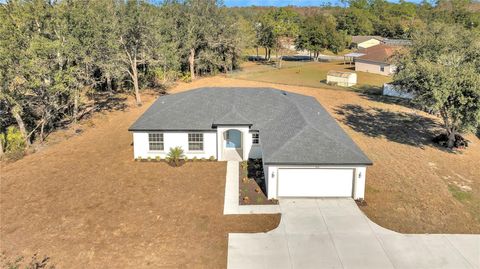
left=266, top=165, right=367, bottom=200
left=277, top=168, right=354, bottom=197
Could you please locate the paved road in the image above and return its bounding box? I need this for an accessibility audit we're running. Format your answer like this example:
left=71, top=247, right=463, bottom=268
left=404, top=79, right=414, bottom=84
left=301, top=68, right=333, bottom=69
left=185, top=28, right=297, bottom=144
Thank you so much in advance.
left=228, top=198, right=480, bottom=269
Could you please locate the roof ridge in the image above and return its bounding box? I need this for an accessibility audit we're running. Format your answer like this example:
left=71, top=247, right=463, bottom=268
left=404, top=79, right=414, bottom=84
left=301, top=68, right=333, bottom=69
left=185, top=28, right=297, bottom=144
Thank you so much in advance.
left=289, top=96, right=370, bottom=161
left=266, top=125, right=309, bottom=161
left=263, top=93, right=308, bottom=158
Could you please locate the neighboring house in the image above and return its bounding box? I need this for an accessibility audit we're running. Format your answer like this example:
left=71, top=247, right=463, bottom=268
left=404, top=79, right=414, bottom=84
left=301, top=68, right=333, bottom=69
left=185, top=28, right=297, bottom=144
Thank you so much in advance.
left=355, top=44, right=401, bottom=76
left=351, top=35, right=384, bottom=49
left=129, top=88, right=372, bottom=200
left=326, top=71, right=357, bottom=87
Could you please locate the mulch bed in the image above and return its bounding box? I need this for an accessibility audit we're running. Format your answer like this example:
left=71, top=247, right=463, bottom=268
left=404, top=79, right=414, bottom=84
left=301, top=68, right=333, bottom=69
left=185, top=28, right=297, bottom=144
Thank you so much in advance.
left=239, top=159, right=278, bottom=205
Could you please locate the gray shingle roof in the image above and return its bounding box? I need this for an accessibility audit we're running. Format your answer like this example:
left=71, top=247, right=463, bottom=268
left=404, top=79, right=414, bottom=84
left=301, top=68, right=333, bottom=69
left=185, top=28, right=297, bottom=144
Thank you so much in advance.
left=129, top=87, right=372, bottom=165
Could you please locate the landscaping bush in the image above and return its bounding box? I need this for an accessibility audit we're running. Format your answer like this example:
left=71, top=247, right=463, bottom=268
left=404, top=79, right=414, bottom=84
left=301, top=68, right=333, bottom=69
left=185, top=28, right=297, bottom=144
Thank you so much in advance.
left=180, top=73, right=192, bottom=83
left=166, top=147, right=185, bottom=167
left=209, top=155, right=216, bottom=161
left=149, top=67, right=181, bottom=87
left=240, top=160, right=248, bottom=172
left=0, top=126, right=26, bottom=160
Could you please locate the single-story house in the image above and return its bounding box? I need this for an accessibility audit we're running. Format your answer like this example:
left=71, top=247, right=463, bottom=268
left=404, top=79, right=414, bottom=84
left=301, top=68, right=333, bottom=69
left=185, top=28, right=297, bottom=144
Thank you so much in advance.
left=129, top=88, right=372, bottom=200
left=351, top=35, right=384, bottom=49
left=355, top=44, right=401, bottom=76
left=326, top=71, right=357, bottom=87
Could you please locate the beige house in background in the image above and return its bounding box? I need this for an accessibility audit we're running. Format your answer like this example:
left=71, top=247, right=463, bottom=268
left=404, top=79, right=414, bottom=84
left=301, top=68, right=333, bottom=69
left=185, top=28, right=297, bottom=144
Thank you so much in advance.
left=351, top=36, right=384, bottom=49
left=355, top=44, right=401, bottom=76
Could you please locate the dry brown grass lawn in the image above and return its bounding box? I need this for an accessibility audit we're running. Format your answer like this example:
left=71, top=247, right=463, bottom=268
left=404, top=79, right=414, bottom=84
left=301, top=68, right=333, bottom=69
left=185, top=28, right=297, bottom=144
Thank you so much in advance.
left=1, top=75, right=479, bottom=268
left=0, top=94, right=279, bottom=268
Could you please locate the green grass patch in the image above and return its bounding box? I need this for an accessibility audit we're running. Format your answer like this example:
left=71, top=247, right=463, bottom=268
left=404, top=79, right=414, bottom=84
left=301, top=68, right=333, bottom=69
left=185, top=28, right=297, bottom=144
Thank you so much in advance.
left=230, top=61, right=392, bottom=89
left=448, top=184, right=473, bottom=202
left=366, top=184, right=381, bottom=194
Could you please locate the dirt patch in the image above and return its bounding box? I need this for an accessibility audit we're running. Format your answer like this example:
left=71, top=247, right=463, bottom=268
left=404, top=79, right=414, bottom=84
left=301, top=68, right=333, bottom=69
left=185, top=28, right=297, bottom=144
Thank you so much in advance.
left=239, top=159, right=278, bottom=205
left=0, top=95, right=280, bottom=268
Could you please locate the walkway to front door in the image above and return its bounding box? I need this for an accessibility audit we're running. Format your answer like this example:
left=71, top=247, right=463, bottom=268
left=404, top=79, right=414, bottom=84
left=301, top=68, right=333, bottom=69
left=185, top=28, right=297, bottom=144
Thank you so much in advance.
left=223, top=148, right=242, bottom=161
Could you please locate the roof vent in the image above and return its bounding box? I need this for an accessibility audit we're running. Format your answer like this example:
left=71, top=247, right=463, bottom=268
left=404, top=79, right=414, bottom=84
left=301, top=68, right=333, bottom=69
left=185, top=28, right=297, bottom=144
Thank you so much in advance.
left=281, top=91, right=287, bottom=96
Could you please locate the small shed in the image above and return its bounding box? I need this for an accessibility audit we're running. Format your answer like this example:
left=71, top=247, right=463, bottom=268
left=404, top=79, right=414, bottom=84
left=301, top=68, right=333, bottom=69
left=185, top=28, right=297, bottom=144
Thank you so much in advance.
left=326, top=71, right=357, bottom=87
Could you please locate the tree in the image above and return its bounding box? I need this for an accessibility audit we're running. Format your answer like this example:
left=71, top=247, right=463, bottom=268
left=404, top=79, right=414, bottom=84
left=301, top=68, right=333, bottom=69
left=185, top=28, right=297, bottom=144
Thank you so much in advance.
left=0, top=1, right=33, bottom=146
left=264, top=8, right=300, bottom=68
left=393, top=23, right=480, bottom=148
left=0, top=0, right=245, bottom=157
left=295, top=14, right=348, bottom=59
left=236, top=16, right=256, bottom=59
left=336, top=7, right=374, bottom=35
left=179, top=0, right=241, bottom=78
left=117, top=0, right=158, bottom=105
left=181, top=0, right=216, bottom=80
left=255, top=16, right=275, bottom=60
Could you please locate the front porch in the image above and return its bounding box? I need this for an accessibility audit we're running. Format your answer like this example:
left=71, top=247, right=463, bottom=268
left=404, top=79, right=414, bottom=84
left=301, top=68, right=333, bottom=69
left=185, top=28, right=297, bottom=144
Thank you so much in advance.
left=217, top=126, right=255, bottom=161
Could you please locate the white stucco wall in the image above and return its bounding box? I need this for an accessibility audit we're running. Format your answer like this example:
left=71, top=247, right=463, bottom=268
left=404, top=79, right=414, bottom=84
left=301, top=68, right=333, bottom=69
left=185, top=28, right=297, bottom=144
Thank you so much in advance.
left=133, top=131, right=217, bottom=159
left=265, top=165, right=367, bottom=200
left=133, top=127, right=263, bottom=161
left=355, top=61, right=394, bottom=76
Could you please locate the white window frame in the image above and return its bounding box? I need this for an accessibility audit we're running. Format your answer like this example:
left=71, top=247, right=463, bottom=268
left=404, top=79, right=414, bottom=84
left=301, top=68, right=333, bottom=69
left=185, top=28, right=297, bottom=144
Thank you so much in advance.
left=188, top=133, right=204, bottom=151
left=380, top=65, right=385, bottom=72
left=252, top=132, right=260, bottom=145
left=148, top=133, right=164, bottom=151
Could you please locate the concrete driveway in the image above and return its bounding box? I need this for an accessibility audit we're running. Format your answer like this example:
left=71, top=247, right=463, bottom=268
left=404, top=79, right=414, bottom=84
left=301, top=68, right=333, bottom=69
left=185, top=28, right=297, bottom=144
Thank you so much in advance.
left=228, top=198, right=480, bottom=269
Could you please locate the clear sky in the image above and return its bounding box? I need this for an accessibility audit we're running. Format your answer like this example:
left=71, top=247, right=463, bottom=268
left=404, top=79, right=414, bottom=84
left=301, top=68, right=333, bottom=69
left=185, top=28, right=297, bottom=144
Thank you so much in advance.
left=223, top=0, right=422, bottom=7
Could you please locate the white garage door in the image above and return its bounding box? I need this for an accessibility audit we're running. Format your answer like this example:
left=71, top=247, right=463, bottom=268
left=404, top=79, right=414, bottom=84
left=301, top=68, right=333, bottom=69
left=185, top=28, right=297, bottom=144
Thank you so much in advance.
left=278, top=168, right=354, bottom=197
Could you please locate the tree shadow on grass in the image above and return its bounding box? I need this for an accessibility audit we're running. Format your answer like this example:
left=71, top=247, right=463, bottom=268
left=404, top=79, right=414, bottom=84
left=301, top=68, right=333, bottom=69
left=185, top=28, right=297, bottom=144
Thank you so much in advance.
left=334, top=104, right=440, bottom=148
left=353, top=85, right=419, bottom=110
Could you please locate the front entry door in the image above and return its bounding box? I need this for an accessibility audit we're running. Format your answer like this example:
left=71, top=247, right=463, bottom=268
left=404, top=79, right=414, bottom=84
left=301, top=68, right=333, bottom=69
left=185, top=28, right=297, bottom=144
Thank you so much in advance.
left=226, top=130, right=241, bottom=149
